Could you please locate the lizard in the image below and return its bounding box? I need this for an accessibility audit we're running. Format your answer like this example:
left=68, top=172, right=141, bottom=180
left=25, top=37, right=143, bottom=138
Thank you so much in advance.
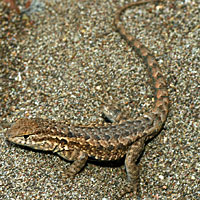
left=5, top=0, right=169, bottom=198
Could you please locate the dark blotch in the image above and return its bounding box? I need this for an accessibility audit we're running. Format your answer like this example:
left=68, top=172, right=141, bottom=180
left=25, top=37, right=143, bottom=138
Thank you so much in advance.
left=114, top=134, right=120, bottom=140
left=117, top=143, right=125, bottom=150
left=122, top=131, right=130, bottom=137
left=139, top=126, right=145, bottom=132
left=104, top=134, right=111, bottom=141
left=97, top=145, right=103, bottom=151
left=85, top=135, right=90, bottom=140
left=68, top=131, right=74, bottom=138
left=108, top=145, right=114, bottom=151
left=93, top=135, right=100, bottom=140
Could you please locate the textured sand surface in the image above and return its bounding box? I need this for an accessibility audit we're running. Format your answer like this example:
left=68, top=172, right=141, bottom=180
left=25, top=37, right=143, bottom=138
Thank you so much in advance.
left=0, top=0, right=199, bottom=199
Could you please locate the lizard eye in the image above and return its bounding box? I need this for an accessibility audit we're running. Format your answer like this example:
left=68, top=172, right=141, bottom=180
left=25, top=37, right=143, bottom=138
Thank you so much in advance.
left=23, top=135, right=29, bottom=140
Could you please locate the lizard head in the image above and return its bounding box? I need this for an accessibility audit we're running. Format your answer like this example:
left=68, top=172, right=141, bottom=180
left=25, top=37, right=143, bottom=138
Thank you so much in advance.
left=5, top=118, right=59, bottom=151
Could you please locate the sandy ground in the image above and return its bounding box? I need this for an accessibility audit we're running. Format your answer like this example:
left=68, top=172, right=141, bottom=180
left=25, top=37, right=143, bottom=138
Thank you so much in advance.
left=0, top=0, right=199, bottom=199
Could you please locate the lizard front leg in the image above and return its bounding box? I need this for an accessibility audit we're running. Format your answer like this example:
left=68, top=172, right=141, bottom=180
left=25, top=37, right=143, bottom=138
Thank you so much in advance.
left=57, top=150, right=88, bottom=178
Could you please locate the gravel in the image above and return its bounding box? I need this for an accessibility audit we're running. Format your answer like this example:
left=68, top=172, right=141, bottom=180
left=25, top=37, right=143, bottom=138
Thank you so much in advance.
left=0, top=0, right=199, bottom=199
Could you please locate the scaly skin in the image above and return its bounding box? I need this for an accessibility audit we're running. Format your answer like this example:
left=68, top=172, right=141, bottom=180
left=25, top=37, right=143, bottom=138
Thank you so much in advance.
left=5, top=0, right=169, bottom=198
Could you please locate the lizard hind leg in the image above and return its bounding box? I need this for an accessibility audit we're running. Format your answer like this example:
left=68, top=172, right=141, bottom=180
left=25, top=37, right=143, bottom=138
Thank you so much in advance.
left=101, top=105, right=122, bottom=123
left=119, top=138, right=145, bottom=198
left=101, top=105, right=131, bottom=124
left=57, top=150, right=88, bottom=178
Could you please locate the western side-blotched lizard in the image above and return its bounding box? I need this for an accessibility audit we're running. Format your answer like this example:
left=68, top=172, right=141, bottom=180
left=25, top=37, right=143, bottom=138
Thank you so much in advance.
left=5, top=0, right=169, bottom=198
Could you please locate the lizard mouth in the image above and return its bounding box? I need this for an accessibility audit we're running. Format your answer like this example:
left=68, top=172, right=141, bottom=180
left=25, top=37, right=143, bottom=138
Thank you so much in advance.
left=5, top=133, right=27, bottom=145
